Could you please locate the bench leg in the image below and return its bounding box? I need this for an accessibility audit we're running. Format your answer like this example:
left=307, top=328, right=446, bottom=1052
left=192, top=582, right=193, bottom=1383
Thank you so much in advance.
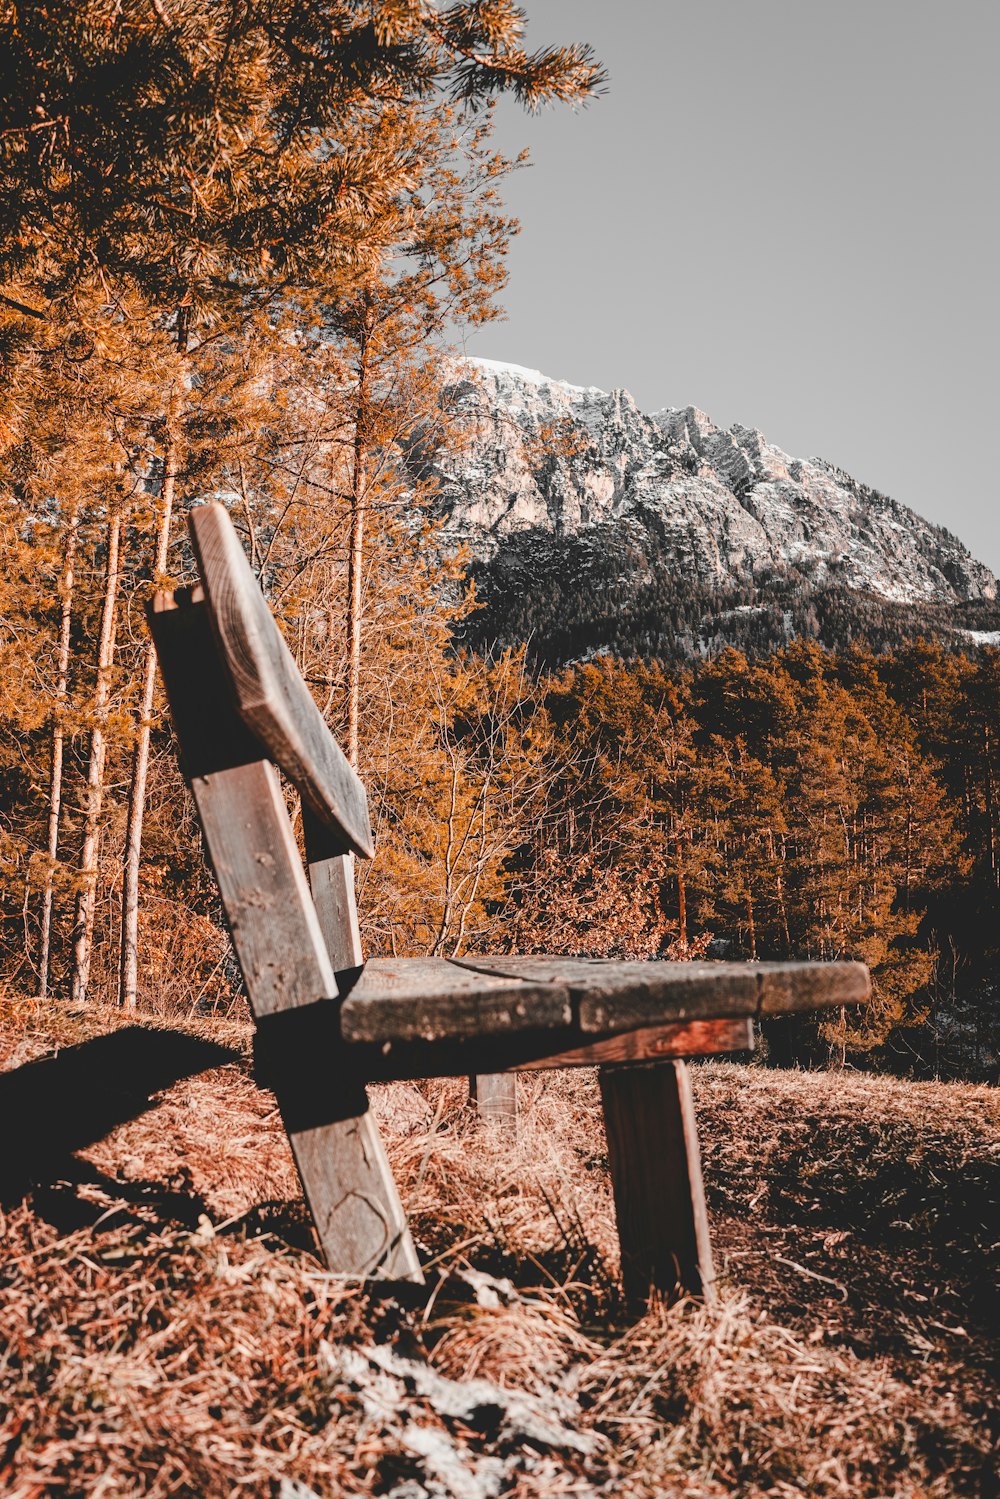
left=470, top=1072, right=518, bottom=1128
left=599, top=1059, right=715, bottom=1307
left=285, top=1101, right=423, bottom=1282
left=185, top=763, right=422, bottom=1283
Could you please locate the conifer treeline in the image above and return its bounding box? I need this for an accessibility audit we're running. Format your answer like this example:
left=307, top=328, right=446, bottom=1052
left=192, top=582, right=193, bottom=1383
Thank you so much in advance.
left=460, top=525, right=1000, bottom=666
left=505, top=642, right=1000, bottom=1077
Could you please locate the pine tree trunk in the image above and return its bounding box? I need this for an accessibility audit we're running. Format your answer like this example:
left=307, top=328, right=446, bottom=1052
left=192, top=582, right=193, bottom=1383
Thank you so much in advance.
left=775, top=836, right=792, bottom=954
left=345, top=311, right=371, bottom=769
left=745, top=873, right=757, bottom=960
left=119, top=398, right=187, bottom=1013
left=675, top=834, right=688, bottom=947
left=70, top=506, right=122, bottom=1004
left=118, top=430, right=178, bottom=1010
left=119, top=309, right=190, bottom=1010
left=346, top=466, right=366, bottom=768
left=38, top=503, right=81, bottom=999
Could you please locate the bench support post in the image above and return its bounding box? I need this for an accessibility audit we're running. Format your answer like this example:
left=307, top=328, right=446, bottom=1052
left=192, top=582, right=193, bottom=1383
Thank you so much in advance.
left=469, top=1072, right=518, bottom=1127
left=599, top=1059, right=715, bottom=1307
left=192, top=763, right=422, bottom=1282
left=147, top=592, right=421, bottom=1283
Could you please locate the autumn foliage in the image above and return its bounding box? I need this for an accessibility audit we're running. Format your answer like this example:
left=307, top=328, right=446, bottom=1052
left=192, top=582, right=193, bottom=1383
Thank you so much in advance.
left=0, top=4, right=997, bottom=1080
left=507, top=643, right=1000, bottom=1072
left=0, top=0, right=602, bottom=1007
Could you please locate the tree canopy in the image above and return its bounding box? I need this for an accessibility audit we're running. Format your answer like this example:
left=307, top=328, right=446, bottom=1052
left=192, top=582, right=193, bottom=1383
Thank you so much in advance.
left=0, top=0, right=602, bottom=329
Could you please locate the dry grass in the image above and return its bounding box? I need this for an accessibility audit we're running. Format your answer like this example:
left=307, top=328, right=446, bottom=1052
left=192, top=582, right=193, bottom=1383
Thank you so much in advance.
left=1, top=993, right=996, bottom=1497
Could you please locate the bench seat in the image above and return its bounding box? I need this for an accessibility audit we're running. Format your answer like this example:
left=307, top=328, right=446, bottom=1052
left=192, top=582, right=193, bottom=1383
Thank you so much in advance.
left=339, top=955, right=870, bottom=1043
left=253, top=954, right=868, bottom=1089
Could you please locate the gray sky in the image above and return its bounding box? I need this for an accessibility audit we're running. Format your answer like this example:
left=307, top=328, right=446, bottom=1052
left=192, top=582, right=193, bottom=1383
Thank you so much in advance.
left=461, top=0, right=1000, bottom=575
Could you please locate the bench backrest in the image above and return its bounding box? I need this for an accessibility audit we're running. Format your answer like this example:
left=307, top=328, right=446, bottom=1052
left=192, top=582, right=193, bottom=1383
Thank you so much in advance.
left=188, top=503, right=373, bottom=860
left=148, top=503, right=421, bottom=1279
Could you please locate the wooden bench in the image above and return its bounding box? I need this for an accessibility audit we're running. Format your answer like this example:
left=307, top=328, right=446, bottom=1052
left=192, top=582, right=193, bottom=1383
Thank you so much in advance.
left=148, top=502, right=870, bottom=1306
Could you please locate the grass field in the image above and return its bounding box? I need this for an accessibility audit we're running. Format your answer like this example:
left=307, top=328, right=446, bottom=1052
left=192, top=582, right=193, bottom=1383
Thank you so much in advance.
left=1, top=995, right=996, bottom=1498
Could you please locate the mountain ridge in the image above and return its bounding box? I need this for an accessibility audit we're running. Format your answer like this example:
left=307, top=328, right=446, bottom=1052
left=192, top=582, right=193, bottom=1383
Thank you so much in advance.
left=420, top=358, right=998, bottom=664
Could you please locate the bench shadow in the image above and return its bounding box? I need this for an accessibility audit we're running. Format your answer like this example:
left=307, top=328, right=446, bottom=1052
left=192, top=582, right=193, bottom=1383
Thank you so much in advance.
left=0, top=1026, right=240, bottom=1207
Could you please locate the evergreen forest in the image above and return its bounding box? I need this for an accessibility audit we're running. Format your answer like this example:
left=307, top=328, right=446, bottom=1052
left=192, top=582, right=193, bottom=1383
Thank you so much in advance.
left=1, top=1, right=997, bottom=1085
left=459, top=523, right=1000, bottom=667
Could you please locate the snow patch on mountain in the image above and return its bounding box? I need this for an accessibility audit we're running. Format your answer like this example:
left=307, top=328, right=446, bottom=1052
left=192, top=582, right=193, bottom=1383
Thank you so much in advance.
left=464, top=356, right=606, bottom=398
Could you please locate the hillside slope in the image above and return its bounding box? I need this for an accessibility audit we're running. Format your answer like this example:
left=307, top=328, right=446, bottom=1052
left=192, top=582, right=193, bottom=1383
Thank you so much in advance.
left=1, top=997, right=996, bottom=1498
left=421, top=361, right=999, bottom=663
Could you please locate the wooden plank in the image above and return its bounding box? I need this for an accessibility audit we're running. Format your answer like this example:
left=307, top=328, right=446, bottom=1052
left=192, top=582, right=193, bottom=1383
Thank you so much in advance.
left=257, top=1012, right=750, bottom=1084
left=757, top=960, right=870, bottom=1013
left=258, top=1008, right=749, bottom=1091
left=176, top=760, right=420, bottom=1281
left=452, top=956, right=869, bottom=1031
left=147, top=589, right=267, bottom=778
left=191, top=761, right=338, bottom=1016
left=292, top=808, right=416, bottom=1274
left=455, top=957, right=758, bottom=1029
left=287, top=1102, right=418, bottom=1280
left=600, top=1060, right=715, bottom=1307
left=254, top=1003, right=572, bottom=1085
left=307, top=853, right=362, bottom=970
left=304, top=807, right=363, bottom=971
left=340, top=958, right=571, bottom=1043
left=469, top=1073, right=518, bottom=1128
left=517, top=1016, right=753, bottom=1070
left=189, top=501, right=374, bottom=859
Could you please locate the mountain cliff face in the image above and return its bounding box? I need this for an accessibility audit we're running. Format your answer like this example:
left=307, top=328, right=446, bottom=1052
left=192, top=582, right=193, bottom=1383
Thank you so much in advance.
left=420, top=359, right=998, bottom=663
left=432, top=358, right=995, bottom=604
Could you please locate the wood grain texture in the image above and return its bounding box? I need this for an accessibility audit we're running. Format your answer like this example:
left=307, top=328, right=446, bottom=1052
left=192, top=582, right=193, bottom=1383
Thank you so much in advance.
left=185, top=760, right=420, bottom=1281
left=452, top=956, right=869, bottom=1031
left=304, top=808, right=363, bottom=971
left=517, top=1017, right=754, bottom=1069
left=340, top=958, right=571, bottom=1043
left=600, top=1060, right=716, bottom=1307
left=288, top=1107, right=422, bottom=1281
left=470, top=1073, right=518, bottom=1128
left=191, top=761, right=337, bottom=1017
left=189, top=502, right=373, bottom=858
left=308, top=852, right=363, bottom=970
left=756, top=960, right=871, bottom=1013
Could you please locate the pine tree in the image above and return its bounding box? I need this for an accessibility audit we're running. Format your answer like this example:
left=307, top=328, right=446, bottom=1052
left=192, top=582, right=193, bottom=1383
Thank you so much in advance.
left=0, top=1, right=602, bottom=339
left=37, top=502, right=81, bottom=999
left=1, top=1, right=603, bottom=1004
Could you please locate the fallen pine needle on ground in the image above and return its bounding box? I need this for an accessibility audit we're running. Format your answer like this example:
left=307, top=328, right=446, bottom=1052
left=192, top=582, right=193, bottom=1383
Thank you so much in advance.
left=0, top=994, right=996, bottom=1497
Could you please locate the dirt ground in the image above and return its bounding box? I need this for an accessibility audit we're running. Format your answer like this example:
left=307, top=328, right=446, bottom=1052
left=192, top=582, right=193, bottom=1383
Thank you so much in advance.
left=1, top=996, right=997, bottom=1498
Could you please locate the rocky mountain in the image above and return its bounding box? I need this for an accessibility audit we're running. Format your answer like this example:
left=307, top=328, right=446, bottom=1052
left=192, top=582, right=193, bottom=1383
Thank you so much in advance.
left=422, top=359, right=999, bottom=665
